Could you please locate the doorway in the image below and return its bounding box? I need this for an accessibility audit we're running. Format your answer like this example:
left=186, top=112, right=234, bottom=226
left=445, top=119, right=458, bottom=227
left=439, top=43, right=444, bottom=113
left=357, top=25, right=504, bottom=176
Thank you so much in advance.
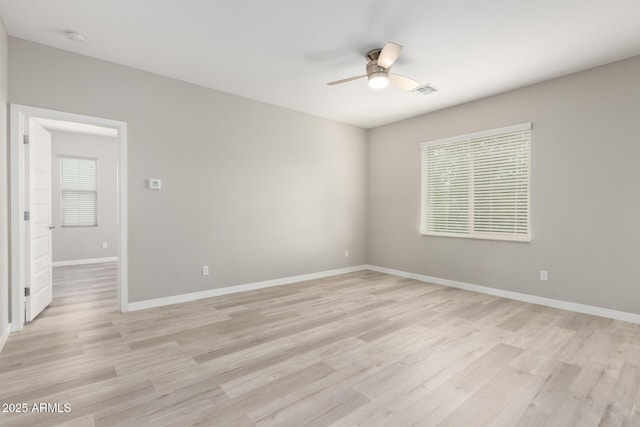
left=10, top=105, right=128, bottom=330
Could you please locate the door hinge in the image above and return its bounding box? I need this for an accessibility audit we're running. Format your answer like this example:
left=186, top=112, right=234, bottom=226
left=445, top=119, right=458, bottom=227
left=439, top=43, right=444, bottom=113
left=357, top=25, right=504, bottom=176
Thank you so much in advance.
left=23, top=135, right=29, bottom=144
left=25, top=287, right=30, bottom=297
left=24, top=211, right=30, bottom=221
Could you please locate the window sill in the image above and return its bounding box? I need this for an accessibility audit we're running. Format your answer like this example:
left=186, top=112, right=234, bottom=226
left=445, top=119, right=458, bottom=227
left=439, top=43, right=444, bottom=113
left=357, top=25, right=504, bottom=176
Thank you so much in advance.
left=420, top=231, right=530, bottom=243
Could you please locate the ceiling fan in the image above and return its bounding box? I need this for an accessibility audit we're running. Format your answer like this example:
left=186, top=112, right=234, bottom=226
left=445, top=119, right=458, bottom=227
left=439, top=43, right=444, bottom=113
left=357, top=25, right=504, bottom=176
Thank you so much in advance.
left=327, top=42, right=420, bottom=91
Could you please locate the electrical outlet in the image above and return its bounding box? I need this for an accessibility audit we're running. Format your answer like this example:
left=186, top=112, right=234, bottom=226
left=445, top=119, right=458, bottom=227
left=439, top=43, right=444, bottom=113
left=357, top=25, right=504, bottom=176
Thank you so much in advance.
left=102, top=242, right=108, bottom=249
left=148, top=179, right=162, bottom=190
left=202, top=266, right=209, bottom=276
left=540, top=270, right=548, bottom=281
left=344, top=250, right=349, bottom=258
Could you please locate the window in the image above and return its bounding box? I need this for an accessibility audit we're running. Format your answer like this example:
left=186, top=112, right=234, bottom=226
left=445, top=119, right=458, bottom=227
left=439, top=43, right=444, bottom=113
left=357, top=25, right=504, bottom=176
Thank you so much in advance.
left=61, top=156, right=97, bottom=227
left=421, top=123, right=531, bottom=241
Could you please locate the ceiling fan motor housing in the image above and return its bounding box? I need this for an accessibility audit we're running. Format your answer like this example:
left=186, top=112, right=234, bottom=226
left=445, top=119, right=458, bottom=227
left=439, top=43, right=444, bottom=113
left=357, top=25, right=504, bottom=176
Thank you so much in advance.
left=366, top=61, right=387, bottom=75
left=366, top=48, right=389, bottom=82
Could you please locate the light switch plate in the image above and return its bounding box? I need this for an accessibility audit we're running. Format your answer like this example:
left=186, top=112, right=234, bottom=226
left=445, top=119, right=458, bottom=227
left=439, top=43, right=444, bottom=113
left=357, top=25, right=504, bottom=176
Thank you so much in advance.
left=148, top=179, right=162, bottom=190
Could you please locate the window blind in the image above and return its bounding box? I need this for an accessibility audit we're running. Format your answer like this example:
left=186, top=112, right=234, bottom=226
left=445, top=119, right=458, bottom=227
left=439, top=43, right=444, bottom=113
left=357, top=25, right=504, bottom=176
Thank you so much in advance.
left=61, top=156, right=97, bottom=227
left=421, top=123, right=531, bottom=241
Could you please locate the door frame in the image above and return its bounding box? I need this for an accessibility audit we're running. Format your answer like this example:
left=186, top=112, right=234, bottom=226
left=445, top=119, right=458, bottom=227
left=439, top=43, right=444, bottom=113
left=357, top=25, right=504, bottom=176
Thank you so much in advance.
left=10, top=104, right=128, bottom=331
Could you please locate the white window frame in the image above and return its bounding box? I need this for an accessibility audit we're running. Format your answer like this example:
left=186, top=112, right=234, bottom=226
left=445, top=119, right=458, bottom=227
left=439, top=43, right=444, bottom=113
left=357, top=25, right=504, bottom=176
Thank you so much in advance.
left=420, top=122, right=531, bottom=242
left=60, top=155, right=98, bottom=228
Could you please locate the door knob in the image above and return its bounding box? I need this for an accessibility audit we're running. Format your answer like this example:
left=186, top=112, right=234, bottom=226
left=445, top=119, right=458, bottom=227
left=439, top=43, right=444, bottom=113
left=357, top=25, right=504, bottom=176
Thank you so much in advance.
left=49, top=225, right=56, bottom=230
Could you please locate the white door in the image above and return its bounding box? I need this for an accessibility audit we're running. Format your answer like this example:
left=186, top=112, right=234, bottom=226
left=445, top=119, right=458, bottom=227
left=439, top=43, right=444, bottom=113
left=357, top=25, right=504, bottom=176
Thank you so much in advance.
left=25, top=119, right=53, bottom=321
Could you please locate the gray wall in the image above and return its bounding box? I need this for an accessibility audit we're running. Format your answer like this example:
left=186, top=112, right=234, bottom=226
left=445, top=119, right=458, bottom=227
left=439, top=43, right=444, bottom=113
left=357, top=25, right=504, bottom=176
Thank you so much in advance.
left=0, top=19, right=8, bottom=338
left=49, top=130, right=118, bottom=262
left=8, top=38, right=368, bottom=303
left=368, top=55, right=640, bottom=314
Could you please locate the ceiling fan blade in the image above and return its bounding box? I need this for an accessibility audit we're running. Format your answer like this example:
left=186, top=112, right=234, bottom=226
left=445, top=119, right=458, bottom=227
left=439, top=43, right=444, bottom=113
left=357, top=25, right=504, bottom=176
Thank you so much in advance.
left=377, top=42, right=403, bottom=69
left=389, top=73, right=420, bottom=91
left=327, top=75, right=367, bottom=85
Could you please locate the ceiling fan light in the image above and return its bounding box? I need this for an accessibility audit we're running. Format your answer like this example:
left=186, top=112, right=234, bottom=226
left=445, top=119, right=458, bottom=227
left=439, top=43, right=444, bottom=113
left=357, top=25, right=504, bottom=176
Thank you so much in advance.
left=368, top=72, right=389, bottom=89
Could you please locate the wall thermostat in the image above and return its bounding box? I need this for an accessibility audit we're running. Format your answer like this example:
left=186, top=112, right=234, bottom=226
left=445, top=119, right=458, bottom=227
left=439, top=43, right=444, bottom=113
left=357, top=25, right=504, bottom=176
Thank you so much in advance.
left=148, top=179, right=162, bottom=190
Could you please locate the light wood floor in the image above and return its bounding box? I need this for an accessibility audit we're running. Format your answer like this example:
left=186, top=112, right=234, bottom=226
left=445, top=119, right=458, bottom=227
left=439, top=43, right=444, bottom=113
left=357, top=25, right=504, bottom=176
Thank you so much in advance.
left=1, top=263, right=639, bottom=426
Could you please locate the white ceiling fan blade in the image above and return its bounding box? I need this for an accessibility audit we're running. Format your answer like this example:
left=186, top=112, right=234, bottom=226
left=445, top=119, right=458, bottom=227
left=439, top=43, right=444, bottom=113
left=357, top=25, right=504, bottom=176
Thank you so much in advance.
left=389, top=73, right=420, bottom=91
left=327, top=75, right=367, bottom=85
left=377, top=42, right=403, bottom=69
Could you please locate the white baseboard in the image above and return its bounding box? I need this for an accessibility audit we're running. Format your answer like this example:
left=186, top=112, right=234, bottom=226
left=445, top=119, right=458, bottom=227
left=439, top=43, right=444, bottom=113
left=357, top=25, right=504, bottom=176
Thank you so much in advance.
left=366, top=265, right=640, bottom=325
left=53, top=257, right=118, bottom=267
left=126, top=262, right=640, bottom=324
left=128, top=265, right=368, bottom=311
left=0, top=323, right=11, bottom=353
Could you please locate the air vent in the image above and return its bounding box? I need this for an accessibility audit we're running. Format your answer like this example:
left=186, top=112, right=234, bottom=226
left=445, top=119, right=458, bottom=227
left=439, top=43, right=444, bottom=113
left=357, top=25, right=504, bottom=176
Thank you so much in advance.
left=413, top=84, right=438, bottom=96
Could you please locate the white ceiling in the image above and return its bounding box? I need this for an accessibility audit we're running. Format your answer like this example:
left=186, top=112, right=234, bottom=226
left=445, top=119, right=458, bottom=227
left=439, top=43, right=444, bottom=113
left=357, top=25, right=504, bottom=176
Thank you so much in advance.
left=35, top=118, right=118, bottom=137
left=2, top=0, right=640, bottom=128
